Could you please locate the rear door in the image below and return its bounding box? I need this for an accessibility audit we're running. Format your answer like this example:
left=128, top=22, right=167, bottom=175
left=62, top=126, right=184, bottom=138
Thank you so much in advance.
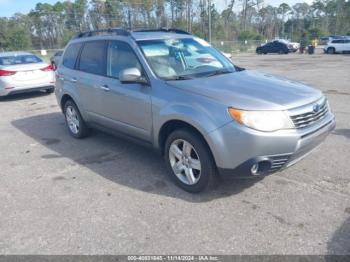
left=271, top=42, right=279, bottom=53
left=57, top=42, right=83, bottom=101
left=75, top=40, right=108, bottom=119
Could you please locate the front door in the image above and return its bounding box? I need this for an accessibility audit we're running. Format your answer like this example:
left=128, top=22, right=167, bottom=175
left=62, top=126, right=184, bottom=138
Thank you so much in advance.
left=96, top=40, right=152, bottom=141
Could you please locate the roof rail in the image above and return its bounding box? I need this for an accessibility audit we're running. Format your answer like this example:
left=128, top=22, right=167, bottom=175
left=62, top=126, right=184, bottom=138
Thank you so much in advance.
left=71, top=27, right=191, bottom=40
left=132, top=28, right=191, bottom=35
left=72, top=28, right=130, bottom=39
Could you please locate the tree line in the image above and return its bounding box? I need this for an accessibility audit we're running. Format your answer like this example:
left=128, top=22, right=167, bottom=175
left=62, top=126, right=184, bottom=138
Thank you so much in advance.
left=0, top=0, right=349, bottom=51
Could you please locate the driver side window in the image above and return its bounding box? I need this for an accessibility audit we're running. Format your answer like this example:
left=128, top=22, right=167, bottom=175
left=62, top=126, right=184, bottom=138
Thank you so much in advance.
left=107, top=41, right=142, bottom=79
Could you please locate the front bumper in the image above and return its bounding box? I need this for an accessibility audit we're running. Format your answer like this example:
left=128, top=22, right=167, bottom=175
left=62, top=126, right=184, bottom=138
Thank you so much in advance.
left=206, top=113, right=335, bottom=177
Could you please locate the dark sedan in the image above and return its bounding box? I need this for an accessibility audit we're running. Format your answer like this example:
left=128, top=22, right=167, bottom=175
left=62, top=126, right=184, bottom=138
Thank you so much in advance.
left=256, top=41, right=289, bottom=54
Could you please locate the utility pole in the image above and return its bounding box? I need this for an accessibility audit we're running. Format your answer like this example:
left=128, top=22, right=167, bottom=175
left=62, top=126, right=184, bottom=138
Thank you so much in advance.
left=208, top=0, right=211, bottom=43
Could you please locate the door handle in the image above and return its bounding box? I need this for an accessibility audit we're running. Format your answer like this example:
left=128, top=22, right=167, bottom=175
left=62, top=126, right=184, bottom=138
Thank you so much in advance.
left=70, top=77, right=77, bottom=83
left=99, top=84, right=110, bottom=91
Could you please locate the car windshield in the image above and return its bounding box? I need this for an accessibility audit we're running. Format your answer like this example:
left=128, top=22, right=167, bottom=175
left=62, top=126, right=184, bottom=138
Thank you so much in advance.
left=137, top=37, right=235, bottom=80
left=0, top=55, right=42, bottom=66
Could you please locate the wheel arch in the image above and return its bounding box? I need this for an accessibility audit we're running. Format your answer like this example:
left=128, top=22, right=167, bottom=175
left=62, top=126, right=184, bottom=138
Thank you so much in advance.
left=60, top=93, right=75, bottom=111
left=157, top=119, right=217, bottom=168
left=327, top=46, right=336, bottom=53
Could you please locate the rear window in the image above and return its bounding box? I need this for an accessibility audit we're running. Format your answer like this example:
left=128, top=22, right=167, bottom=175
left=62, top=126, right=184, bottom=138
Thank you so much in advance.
left=78, top=41, right=106, bottom=76
left=62, top=43, right=82, bottom=69
left=0, top=55, right=42, bottom=66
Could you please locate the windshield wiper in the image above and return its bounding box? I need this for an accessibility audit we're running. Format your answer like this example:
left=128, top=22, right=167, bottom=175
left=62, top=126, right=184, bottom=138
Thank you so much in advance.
left=205, top=69, right=233, bottom=78
left=165, top=75, right=193, bottom=81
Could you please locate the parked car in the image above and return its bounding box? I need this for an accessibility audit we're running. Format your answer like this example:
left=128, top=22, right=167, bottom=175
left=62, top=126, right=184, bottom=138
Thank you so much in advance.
left=324, top=39, right=350, bottom=54
left=0, top=51, right=55, bottom=97
left=319, top=35, right=346, bottom=46
left=55, top=28, right=335, bottom=193
left=50, top=50, right=63, bottom=70
left=256, top=40, right=289, bottom=54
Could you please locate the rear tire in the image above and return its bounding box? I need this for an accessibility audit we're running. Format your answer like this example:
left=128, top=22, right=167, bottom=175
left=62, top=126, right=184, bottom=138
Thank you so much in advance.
left=45, top=87, right=54, bottom=94
left=63, top=100, right=89, bottom=139
left=164, top=128, right=216, bottom=193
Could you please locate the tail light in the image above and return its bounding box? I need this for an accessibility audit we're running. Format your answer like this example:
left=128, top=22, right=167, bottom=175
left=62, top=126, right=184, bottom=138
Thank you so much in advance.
left=0, top=69, right=16, bottom=76
left=40, top=65, right=54, bottom=72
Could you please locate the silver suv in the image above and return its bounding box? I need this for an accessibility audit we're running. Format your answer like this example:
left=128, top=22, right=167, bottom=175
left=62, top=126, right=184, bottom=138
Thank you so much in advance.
left=55, top=28, right=335, bottom=193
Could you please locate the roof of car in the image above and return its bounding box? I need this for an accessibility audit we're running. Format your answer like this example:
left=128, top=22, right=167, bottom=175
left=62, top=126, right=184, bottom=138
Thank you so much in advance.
left=131, top=31, right=192, bottom=41
left=70, top=28, right=193, bottom=43
left=0, top=51, right=34, bottom=57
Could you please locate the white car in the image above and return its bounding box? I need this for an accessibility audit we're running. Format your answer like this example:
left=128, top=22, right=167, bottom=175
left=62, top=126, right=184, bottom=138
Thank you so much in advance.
left=275, top=39, right=299, bottom=52
left=0, top=52, right=55, bottom=97
left=289, top=42, right=300, bottom=52
left=324, top=39, right=350, bottom=54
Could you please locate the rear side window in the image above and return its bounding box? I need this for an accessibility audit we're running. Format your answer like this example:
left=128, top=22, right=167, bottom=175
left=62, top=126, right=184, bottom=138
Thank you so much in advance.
left=62, top=43, right=82, bottom=69
left=78, top=41, right=107, bottom=76
left=332, top=40, right=344, bottom=44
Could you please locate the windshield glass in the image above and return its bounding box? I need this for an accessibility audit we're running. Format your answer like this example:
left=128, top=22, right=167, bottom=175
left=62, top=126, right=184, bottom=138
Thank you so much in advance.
left=0, top=55, right=42, bottom=66
left=137, top=37, right=235, bottom=80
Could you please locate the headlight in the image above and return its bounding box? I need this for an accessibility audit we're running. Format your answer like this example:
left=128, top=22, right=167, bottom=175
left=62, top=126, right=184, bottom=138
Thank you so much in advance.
left=228, top=108, right=294, bottom=132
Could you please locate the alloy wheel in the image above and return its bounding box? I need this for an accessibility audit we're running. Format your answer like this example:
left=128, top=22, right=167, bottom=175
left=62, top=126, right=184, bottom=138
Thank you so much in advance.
left=65, top=105, right=80, bottom=135
left=168, top=139, right=201, bottom=185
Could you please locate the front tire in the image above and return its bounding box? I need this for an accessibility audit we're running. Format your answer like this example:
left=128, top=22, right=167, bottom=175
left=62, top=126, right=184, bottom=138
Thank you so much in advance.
left=63, top=100, right=89, bottom=138
left=164, top=129, right=216, bottom=193
left=327, top=47, right=335, bottom=54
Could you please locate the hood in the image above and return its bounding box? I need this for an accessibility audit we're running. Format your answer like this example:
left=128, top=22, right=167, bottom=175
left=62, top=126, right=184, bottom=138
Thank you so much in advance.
left=166, top=70, right=323, bottom=110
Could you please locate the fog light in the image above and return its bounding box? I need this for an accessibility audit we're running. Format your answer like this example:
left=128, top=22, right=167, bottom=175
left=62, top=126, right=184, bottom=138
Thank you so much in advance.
left=251, top=163, right=259, bottom=175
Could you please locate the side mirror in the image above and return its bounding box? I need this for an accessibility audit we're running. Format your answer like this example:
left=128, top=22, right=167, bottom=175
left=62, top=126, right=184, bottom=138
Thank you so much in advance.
left=119, top=68, right=147, bottom=85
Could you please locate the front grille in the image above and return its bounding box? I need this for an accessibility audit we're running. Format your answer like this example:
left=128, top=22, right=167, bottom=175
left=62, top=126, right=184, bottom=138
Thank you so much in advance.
left=268, top=155, right=291, bottom=172
left=290, top=99, right=329, bottom=129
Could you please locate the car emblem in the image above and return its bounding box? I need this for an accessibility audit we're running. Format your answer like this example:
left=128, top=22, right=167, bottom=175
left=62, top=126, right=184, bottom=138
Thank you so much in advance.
left=313, top=103, right=320, bottom=113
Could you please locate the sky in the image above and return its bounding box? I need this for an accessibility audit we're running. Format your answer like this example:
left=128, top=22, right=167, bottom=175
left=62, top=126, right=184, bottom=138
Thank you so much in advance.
left=0, top=0, right=314, bottom=18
